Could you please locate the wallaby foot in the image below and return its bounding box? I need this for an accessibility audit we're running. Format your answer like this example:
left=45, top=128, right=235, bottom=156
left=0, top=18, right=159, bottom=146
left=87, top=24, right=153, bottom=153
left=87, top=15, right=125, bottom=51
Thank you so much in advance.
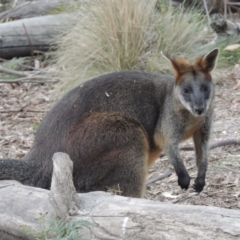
left=100, top=154, right=148, bottom=198
left=194, top=177, right=205, bottom=192
left=177, top=171, right=190, bottom=190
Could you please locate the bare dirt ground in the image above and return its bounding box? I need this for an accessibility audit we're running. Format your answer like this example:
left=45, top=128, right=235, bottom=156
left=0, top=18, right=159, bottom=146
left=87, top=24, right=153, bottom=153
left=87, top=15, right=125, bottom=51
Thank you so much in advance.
left=0, top=66, right=239, bottom=210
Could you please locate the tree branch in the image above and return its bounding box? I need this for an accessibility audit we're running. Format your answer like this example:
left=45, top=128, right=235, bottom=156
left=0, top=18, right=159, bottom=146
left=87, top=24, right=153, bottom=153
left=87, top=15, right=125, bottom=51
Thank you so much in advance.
left=0, top=77, right=59, bottom=83
left=0, top=65, right=30, bottom=77
left=180, top=138, right=240, bottom=151
left=147, top=169, right=173, bottom=185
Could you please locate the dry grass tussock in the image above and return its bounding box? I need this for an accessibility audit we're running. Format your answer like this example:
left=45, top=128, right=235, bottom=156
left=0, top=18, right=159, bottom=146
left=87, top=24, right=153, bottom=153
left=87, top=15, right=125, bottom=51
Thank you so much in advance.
left=56, top=0, right=210, bottom=91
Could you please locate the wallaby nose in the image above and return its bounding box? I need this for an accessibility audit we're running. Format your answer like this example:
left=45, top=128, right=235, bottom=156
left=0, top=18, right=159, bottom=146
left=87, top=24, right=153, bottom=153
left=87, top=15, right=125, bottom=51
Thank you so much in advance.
left=195, top=107, right=204, bottom=115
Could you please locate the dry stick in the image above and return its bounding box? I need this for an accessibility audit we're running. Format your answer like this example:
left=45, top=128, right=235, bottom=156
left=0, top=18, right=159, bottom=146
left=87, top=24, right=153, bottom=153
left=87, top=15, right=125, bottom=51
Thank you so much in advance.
left=17, top=62, right=38, bottom=71
left=224, top=0, right=227, bottom=19
left=0, top=65, right=54, bottom=78
left=0, top=57, right=39, bottom=70
left=173, top=193, right=198, bottom=204
left=180, top=138, right=240, bottom=152
left=209, top=163, right=240, bottom=175
left=203, top=0, right=211, bottom=26
left=147, top=169, right=174, bottom=185
left=22, top=23, right=34, bottom=59
left=0, top=66, right=59, bottom=83
left=0, top=104, right=28, bottom=113
left=0, top=108, right=46, bottom=113
left=5, top=0, right=18, bottom=22
left=0, top=65, right=29, bottom=77
left=0, top=104, right=47, bottom=113
left=159, top=138, right=240, bottom=158
left=227, top=2, right=240, bottom=6
left=0, top=77, right=60, bottom=84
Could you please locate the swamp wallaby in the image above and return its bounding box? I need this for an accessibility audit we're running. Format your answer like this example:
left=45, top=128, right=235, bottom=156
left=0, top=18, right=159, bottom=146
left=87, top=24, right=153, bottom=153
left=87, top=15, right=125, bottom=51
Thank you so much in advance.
left=0, top=49, right=219, bottom=197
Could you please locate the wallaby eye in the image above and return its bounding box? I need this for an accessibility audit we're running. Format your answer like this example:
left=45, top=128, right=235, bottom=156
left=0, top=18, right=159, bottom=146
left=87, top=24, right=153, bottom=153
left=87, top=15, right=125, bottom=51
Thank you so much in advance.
left=183, top=88, right=190, bottom=94
left=202, top=85, right=208, bottom=92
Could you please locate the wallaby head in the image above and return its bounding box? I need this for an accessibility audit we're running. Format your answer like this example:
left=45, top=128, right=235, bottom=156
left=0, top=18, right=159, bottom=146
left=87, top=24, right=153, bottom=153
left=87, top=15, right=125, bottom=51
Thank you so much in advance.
left=162, top=49, right=219, bottom=117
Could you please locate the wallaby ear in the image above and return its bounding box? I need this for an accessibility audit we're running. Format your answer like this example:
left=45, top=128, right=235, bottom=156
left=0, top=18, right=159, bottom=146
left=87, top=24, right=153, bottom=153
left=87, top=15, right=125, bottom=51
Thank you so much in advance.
left=195, top=48, right=219, bottom=72
left=161, top=51, right=190, bottom=79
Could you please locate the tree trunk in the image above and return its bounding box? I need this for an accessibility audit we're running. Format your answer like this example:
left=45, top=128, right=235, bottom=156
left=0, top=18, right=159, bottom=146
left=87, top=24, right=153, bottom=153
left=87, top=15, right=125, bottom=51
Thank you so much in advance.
left=0, top=14, right=70, bottom=59
left=0, top=153, right=239, bottom=239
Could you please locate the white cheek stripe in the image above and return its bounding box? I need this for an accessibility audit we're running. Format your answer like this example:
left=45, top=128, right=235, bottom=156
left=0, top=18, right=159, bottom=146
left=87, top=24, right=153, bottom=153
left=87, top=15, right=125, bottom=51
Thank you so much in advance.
left=175, top=86, right=214, bottom=115
left=178, top=94, right=193, bottom=113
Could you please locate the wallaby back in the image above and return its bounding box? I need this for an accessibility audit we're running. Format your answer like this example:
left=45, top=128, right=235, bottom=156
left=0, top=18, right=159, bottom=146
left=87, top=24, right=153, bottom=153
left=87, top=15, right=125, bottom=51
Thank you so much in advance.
left=0, top=49, right=219, bottom=197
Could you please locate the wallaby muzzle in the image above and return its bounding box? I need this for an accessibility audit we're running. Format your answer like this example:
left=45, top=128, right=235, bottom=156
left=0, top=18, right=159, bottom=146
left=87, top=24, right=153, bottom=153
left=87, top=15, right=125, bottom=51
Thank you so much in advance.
left=192, top=94, right=207, bottom=116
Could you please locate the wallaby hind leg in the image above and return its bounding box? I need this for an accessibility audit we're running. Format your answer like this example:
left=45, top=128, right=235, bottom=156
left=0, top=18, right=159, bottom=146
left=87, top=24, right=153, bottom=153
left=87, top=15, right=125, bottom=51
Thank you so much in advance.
left=71, top=112, right=149, bottom=198
left=99, top=151, right=148, bottom=198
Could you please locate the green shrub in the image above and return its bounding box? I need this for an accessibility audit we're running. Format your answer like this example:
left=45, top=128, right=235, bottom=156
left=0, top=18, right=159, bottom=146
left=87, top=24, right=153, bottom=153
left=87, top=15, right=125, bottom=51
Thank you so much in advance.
left=56, top=0, right=210, bottom=90
left=23, top=216, right=90, bottom=240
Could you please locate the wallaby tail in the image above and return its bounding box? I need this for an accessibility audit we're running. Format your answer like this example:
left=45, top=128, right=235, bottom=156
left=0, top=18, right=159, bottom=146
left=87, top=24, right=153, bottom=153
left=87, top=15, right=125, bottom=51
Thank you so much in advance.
left=0, top=159, right=37, bottom=186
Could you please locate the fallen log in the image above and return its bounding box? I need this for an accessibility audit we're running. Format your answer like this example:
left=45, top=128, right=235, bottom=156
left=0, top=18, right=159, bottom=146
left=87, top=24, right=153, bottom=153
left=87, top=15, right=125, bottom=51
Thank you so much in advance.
left=0, top=0, right=74, bottom=20
left=0, top=14, right=71, bottom=59
left=0, top=152, right=239, bottom=239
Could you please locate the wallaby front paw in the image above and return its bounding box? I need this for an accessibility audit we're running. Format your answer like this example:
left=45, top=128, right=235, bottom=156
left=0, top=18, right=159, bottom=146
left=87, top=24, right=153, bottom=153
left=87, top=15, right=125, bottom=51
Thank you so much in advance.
left=177, top=173, right=190, bottom=190
left=194, top=177, right=205, bottom=192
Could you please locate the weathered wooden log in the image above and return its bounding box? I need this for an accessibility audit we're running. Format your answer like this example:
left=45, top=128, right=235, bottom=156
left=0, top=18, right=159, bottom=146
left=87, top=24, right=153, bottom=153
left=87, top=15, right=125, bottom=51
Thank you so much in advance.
left=0, top=14, right=71, bottom=59
left=0, top=152, right=240, bottom=239
left=0, top=0, right=74, bottom=20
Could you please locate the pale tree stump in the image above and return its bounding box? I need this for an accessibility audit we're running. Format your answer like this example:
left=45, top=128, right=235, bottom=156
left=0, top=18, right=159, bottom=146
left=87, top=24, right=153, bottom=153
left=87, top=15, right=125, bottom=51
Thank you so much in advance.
left=49, top=152, right=80, bottom=219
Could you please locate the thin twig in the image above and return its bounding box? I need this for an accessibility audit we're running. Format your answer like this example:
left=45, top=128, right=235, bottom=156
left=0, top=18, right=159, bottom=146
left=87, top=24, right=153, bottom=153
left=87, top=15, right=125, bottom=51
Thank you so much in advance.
left=227, top=2, right=240, bottom=6
left=5, top=0, right=18, bottom=22
left=159, top=138, right=240, bottom=158
left=22, top=23, right=34, bottom=58
left=17, top=63, right=38, bottom=71
left=0, top=108, right=46, bottom=113
left=209, top=163, right=240, bottom=175
left=224, top=0, right=227, bottom=18
left=172, top=193, right=198, bottom=204
left=147, top=169, right=174, bottom=185
left=209, top=139, right=240, bottom=149
left=0, top=77, right=60, bottom=84
left=203, top=0, right=211, bottom=26
left=0, top=104, right=28, bottom=113
left=180, top=139, right=240, bottom=152
left=0, top=66, right=59, bottom=83
left=0, top=65, right=29, bottom=77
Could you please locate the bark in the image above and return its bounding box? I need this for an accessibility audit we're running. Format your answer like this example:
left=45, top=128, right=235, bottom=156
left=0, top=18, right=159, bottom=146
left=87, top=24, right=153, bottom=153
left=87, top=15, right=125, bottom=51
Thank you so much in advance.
left=0, top=153, right=239, bottom=240
left=0, top=14, right=71, bottom=59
